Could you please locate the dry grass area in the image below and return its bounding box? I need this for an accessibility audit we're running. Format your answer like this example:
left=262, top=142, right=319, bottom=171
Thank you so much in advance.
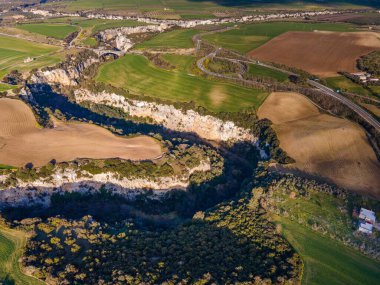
left=249, top=31, right=380, bottom=77
left=0, top=98, right=162, bottom=167
left=258, top=92, right=380, bottom=198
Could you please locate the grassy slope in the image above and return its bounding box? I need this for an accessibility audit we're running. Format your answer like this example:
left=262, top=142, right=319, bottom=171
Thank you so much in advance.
left=0, top=35, right=62, bottom=78
left=203, top=22, right=356, bottom=53
left=248, top=64, right=289, bottom=82
left=0, top=83, right=17, bottom=92
left=135, top=29, right=200, bottom=49
left=326, top=76, right=371, bottom=96
left=277, top=218, right=380, bottom=285
left=0, top=226, right=44, bottom=285
left=17, top=23, right=78, bottom=39
left=96, top=54, right=268, bottom=112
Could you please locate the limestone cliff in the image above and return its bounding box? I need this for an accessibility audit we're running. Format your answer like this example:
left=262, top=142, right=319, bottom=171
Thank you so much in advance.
left=74, top=89, right=256, bottom=142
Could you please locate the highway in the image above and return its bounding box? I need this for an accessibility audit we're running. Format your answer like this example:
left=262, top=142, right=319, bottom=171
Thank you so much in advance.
left=196, top=41, right=380, bottom=132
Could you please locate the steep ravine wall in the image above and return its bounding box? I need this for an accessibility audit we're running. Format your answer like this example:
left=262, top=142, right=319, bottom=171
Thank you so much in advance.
left=0, top=161, right=211, bottom=209
left=74, top=89, right=257, bottom=142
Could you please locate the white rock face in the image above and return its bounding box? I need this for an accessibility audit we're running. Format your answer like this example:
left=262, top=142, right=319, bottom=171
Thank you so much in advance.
left=74, top=89, right=256, bottom=142
left=31, top=57, right=99, bottom=86
left=0, top=161, right=210, bottom=208
left=98, top=24, right=169, bottom=51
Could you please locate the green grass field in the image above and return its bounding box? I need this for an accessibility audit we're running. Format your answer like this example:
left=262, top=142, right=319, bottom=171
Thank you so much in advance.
left=326, top=76, right=371, bottom=96
left=136, top=29, right=199, bottom=50
left=0, top=83, right=17, bottom=92
left=17, top=23, right=78, bottom=39
left=0, top=35, right=62, bottom=78
left=248, top=64, right=289, bottom=82
left=0, top=226, right=44, bottom=285
left=96, top=54, right=268, bottom=112
left=203, top=22, right=356, bottom=54
left=277, top=218, right=380, bottom=285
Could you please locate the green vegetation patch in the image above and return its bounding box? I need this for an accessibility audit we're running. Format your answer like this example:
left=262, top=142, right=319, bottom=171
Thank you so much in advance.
left=326, top=76, right=371, bottom=96
left=136, top=29, right=199, bottom=50
left=248, top=64, right=289, bottom=82
left=96, top=54, right=268, bottom=112
left=203, top=22, right=356, bottom=53
left=0, top=227, right=44, bottom=285
left=0, top=83, right=17, bottom=92
left=17, top=23, right=78, bottom=39
left=277, top=218, right=380, bottom=285
left=0, top=35, right=62, bottom=78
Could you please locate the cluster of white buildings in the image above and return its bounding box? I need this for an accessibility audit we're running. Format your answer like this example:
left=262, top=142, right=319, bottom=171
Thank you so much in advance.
left=358, top=208, right=376, bottom=234
left=351, top=72, right=380, bottom=84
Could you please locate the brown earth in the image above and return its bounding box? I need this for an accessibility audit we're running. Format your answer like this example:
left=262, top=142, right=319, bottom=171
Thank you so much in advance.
left=0, top=98, right=162, bottom=167
left=258, top=92, right=380, bottom=198
left=249, top=31, right=380, bottom=77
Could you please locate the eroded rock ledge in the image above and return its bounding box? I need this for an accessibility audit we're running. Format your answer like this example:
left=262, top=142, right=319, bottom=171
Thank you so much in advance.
left=74, top=88, right=256, bottom=142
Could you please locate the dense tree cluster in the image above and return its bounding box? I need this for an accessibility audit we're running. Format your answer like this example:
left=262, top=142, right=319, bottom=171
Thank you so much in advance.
left=357, top=51, right=380, bottom=76
left=18, top=193, right=301, bottom=285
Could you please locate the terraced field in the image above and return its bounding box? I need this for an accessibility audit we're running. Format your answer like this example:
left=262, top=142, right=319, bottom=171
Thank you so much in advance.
left=0, top=35, right=62, bottom=78
left=17, top=23, right=79, bottom=39
left=96, top=54, right=268, bottom=112
left=203, top=22, right=356, bottom=54
left=0, top=226, right=44, bottom=285
left=277, top=218, right=380, bottom=285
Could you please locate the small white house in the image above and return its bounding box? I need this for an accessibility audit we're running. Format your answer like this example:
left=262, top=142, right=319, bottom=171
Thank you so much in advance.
left=359, top=208, right=376, bottom=224
left=358, top=222, right=373, bottom=234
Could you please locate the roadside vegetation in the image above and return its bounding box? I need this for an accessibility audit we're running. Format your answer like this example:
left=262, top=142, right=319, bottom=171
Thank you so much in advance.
left=248, top=64, right=289, bottom=82
left=326, top=76, right=371, bottom=96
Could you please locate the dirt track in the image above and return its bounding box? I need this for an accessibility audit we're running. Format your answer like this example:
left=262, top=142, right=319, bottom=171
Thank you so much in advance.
left=258, top=92, right=380, bottom=198
left=249, top=31, right=380, bottom=77
left=0, top=98, right=162, bottom=167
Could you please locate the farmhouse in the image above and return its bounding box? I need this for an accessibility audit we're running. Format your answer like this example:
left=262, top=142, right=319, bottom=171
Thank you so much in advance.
left=357, top=208, right=376, bottom=234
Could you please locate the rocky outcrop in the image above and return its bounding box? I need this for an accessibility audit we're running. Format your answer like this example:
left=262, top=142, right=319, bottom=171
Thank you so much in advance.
left=31, top=57, right=99, bottom=86
left=98, top=24, right=169, bottom=51
left=0, top=161, right=210, bottom=209
left=74, top=89, right=256, bottom=142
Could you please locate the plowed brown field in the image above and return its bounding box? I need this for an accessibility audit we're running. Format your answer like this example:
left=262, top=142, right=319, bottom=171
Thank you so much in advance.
left=258, top=92, right=380, bottom=198
left=0, top=98, right=162, bottom=167
left=249, top=31, right=380, bottom=77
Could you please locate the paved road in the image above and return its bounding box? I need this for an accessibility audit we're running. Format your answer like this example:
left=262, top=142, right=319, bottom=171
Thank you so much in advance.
left=196, top=37, right=380, bottom=132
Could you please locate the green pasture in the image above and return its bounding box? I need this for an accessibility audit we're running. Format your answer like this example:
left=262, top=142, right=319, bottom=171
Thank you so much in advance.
left=0, top=35, right=62, bottom=78
left=0, top=226, right=44, bottom=285
left=135, top=29, right=200, bottom=49
left=203, top=22, right=356, bottom=53
left=0, top=83, right=17, bottom=92
left=17, top=23, right=78, bottom=39
left=326, top=76, right=371, bottom=96
left=161, top=54, right=195, bottom=73
left=277, top=218, right=380, bottom=285
left=248, top=64, right=289, bottom=82
left=96, top=54, right=268, bottom=112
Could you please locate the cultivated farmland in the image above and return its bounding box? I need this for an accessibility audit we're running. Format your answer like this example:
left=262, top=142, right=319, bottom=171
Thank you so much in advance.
left=203, top=22, right=355, bottom=54
left=258, top=92, right=380, bottom=197
left=17, top=23, right=79, bottom=39
left=249, top=31, right=380, bottom=77
left=0, top=98, right=162, bottom=167
left=0, top=35, right=62, bottom=78
left=96, top=54, right=268, bottom=112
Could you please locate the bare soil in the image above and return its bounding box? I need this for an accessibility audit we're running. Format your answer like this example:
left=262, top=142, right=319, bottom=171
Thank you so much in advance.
left=0, top=98, right=162, bottom=167
left=258, top=92, right=380, bottom=198
left=249, top=31, right=380, bottom=77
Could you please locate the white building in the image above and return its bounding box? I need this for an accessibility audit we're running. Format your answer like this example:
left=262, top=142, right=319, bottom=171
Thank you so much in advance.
left=359, top=208, right=376, bottom=224
left=358, top=222, right=373, bottom=234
